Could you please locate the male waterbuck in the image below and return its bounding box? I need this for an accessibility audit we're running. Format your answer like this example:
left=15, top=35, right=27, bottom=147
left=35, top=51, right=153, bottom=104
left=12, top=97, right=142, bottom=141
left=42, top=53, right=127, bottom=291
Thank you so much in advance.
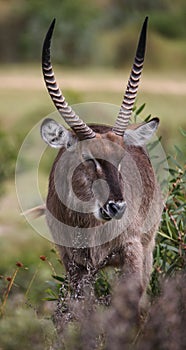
left=40, top=17, right=163, bottom=302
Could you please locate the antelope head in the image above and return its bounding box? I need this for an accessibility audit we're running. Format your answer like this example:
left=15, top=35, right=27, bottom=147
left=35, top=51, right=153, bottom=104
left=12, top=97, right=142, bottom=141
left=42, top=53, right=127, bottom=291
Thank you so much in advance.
left=40, top=17, right=159, bottom=223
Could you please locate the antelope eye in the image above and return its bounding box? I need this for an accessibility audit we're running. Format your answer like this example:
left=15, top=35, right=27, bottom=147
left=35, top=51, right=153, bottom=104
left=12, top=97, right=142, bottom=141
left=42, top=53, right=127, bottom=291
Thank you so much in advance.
left=87, top=158, right=96, bottom=165
left=82, top=154, right=98, bottom=168
left=85, top=158, right=97, bottom=169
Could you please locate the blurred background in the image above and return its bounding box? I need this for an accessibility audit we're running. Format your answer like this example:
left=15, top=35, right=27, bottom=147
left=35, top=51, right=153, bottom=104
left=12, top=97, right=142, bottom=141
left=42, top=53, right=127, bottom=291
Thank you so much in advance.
left=0, top=0, right=186, bottom=345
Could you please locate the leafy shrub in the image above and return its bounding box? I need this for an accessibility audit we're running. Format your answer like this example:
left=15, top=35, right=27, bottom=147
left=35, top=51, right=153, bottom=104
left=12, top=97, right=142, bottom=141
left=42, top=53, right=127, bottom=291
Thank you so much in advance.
left=151, top=11, right=186, bottom=39
left=151, top=131, right=186, bottom=296
left=0, top=129, right=17, bottom=196
left=0, top=308, right=56, bottom=350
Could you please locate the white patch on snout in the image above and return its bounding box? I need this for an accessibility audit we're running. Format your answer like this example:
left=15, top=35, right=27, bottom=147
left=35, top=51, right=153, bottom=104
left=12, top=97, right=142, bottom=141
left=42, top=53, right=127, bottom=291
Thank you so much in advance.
left=93, top=200, right=103, bottom=221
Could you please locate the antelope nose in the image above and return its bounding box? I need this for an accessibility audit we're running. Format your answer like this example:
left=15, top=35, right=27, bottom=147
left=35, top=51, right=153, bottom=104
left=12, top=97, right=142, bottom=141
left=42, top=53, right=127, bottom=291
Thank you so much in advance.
left=107, top=201, right=127, bottom=220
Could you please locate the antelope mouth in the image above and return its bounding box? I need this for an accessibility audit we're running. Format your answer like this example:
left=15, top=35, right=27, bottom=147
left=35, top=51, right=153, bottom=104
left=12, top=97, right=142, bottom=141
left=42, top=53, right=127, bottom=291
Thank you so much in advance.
left=96, top=201, right=127, bottom=222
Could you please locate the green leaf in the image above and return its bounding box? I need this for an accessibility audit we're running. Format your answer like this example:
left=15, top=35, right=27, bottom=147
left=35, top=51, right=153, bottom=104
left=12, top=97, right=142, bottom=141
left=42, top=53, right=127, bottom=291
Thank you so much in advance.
left=42, top=297, right=58, bottom=301
left=136, top=103, right=146, bottom=115
left=52, top=274, right=67, bottom=283
left=45, top=288, right=58, bottom=298
left=158, top=231, right=177, bottom=242
left=168, top=168, right=179, bottom=176
left=144, top=114, right=151, bottom=122
left=161, top=244, right=179, bottom=253
left=179, top=128, right=186, bottom=137
left=174, top=145, right=183, bottom=158
left=165, top=211, right=173, bottom=238
left=169, top=156, right=182, bottom=168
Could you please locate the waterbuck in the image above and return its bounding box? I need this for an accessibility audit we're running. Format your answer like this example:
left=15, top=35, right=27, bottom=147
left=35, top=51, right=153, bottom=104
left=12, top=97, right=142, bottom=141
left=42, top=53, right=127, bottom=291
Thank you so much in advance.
left=40, top=17, right=163, bottom=302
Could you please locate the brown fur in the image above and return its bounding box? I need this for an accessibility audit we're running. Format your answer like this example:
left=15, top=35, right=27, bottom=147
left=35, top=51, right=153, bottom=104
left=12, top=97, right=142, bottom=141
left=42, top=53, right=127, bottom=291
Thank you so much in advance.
left=46, top=124, right=163, bottom=300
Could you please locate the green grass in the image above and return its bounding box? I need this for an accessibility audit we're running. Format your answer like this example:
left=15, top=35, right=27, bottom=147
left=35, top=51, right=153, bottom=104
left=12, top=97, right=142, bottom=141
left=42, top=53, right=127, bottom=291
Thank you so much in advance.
left=1, top=63, right=186, bottom=276
left=0, top=64, right=186, bottom=348
left=1, top=64, right=186, bottom=151
left=1, top=64, right=185, bottom=251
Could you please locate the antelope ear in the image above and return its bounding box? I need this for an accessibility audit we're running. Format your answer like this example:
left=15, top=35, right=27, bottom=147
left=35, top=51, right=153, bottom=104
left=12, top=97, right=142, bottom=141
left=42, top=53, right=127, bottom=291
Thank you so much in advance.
left=124, top=118, right=159, bottom=146
left=40, top=118, right=72, bottom=148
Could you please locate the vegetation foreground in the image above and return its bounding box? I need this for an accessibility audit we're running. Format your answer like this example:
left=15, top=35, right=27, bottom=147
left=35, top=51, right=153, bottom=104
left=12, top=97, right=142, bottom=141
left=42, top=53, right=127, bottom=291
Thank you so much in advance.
left=0, top=1, right=186, bottom=346
left=0, top=107, right=185, bottom=348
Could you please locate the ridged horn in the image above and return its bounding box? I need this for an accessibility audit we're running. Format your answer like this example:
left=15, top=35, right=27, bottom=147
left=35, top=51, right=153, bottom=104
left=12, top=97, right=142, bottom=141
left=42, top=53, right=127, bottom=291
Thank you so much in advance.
left=42, top=19, right=96, bottom=140
left=112, top=17, right=148, bottom=136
